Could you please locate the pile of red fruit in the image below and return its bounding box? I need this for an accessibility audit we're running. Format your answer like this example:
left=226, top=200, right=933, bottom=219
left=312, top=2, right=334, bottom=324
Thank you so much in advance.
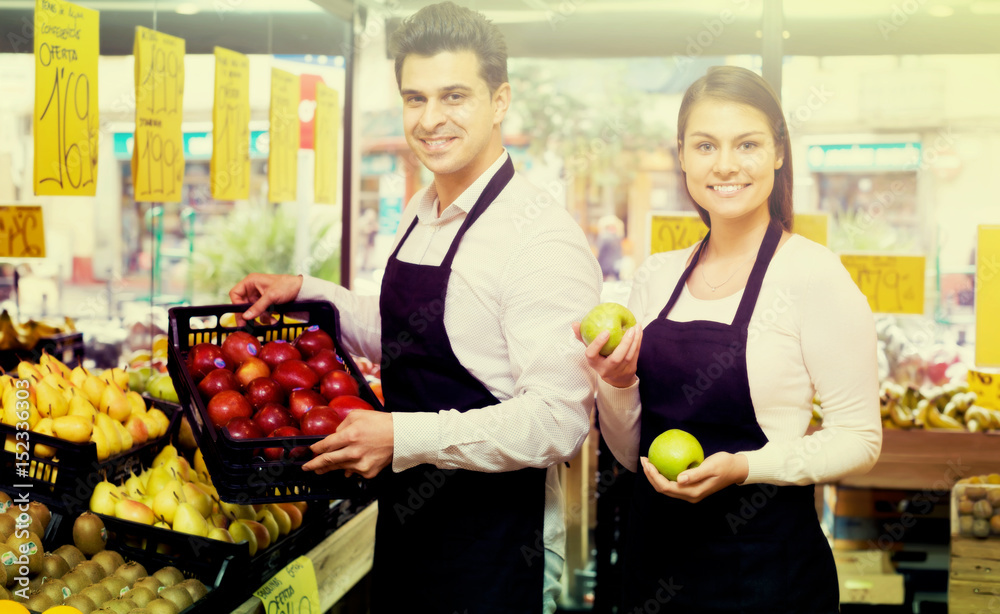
left=185, top=326, right=375, bottom=461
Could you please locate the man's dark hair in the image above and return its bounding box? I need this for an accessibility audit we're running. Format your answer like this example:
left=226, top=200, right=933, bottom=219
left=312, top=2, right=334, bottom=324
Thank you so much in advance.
left=389, top=2, right=508, bottom=93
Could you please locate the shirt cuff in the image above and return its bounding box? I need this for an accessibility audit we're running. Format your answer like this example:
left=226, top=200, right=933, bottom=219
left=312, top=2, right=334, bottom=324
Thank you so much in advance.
left=296, top=275, right=334, bottom=301
left=597, top=376, right=640, bottom=408
left=391, top=411, right=441, bottom=472
left=737, top=448, right=786, bottom=485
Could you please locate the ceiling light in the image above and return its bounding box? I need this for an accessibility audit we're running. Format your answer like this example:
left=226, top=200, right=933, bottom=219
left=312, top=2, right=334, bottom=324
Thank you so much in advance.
left=175, top=3, right=199, bottom=15
left=926, top=4, right=955, bottom=16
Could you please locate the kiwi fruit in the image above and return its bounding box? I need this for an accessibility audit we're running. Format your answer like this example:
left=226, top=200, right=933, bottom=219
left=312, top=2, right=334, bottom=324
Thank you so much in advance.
left=64, top=593, right=99, bottom=614
left=131, top=610, right=150, bottom=614
left=128, top=585, right=157, bottom=607
left=0, top=559, right=6, bottom=587
left=6, top=507, right=44, bottom=537
left=114, top=561, right=147, bottom=586
left=104, top=598, right=138, bottom=614
left=28, top=501, right=51, bottom=531
left=27, top=573, right=45, bottom=593
left=973, top=518, right=992, bottom=538
left=973, top=500, right=994, bottom=519
left=0, top=514, right=15, bottom=540
left=76, top=559, right=107, bottom=584
left=24, top=590, right=57, bottom=611
left=133, top=575, right=163, bottom=593
left=54, top=544, right=87, bottom=569
left=177, top=578, right=209, bottom=602
left=40, top=577, right=72, bottom=603
left=7, top=530, right=45, bottom=573
left=0, top=491, right=10, bottom=512
left=145, top=598, right=181, bottom=614
left=0, top=585, right=10, bottom=600
left=160, top=585, right=195, bottom=610
left=62, top=569, right=90, bottom=594
left=73, top=512, right=108, bottom=556
left=91, top=550, right=126, bottom=577
left=101, top=573, right=129, bottom=597
left=40, top=551, right=71, bottom=579
left=0, top=543, right=17, bottom=581
left=80, top=582, right=113, bottom=605
left=152, top=566, right=184, bottom=588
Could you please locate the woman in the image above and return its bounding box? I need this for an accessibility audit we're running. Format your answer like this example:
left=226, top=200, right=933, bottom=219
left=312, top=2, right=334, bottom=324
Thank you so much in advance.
left=575, top=66, right=882, bottom=612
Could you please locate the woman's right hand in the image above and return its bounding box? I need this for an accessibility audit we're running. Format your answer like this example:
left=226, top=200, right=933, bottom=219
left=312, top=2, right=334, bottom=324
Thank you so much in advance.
left=571, top=322, right=643, bottom=389
left=229, top=273, right=303, bottom=322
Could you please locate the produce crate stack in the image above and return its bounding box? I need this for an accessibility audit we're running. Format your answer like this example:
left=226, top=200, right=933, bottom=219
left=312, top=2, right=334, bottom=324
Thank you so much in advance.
left=950, top=475, right=1000, bottom=613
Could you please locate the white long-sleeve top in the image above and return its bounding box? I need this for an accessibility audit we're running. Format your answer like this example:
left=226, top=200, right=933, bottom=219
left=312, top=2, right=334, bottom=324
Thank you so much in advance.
left=597, top=235, right=882, bottom=485
left=298, top=151, right=603, bottom=558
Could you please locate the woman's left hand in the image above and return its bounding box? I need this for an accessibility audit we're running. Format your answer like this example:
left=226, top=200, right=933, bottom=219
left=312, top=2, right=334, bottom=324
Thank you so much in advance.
left=640, top=452, right=750, bottom=503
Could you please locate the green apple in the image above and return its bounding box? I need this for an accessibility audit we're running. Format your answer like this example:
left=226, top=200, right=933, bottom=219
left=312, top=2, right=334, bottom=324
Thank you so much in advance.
left=580, top=302, right=637, bottom=356
left=647, top=429, right=704, bottom=481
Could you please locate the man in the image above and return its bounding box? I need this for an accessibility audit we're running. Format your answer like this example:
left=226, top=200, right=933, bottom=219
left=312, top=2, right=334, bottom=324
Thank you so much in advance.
left=230, top=3, right=601, bottom=612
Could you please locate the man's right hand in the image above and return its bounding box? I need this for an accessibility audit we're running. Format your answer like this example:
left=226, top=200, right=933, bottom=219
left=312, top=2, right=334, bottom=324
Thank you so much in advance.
left=229, top=273, right=304, bottom=322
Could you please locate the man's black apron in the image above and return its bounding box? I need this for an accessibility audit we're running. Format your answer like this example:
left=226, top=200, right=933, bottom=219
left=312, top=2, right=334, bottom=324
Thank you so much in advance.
left=622, top=219, right=839, bottom=613
left=373, top=157, right=545, bottom=614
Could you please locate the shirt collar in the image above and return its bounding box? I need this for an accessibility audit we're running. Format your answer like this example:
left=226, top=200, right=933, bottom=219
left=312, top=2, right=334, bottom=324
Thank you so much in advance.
left=415, top=150, right=510, bottom=226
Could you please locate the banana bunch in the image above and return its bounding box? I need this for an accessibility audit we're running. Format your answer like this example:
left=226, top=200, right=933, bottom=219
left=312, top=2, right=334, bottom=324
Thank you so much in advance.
left=0, top=309, right=75, bottom=351
left=880, top=380, right=1000, bottom=432
left=1, top=353, right=171, bottom=467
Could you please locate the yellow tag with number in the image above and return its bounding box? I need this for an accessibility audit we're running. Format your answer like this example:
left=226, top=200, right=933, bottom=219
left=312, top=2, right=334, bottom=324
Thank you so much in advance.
left=650, top=214, right=708, bottom=254
left=840, top=254, right=925, bottom=314
left=968, top=368, right=1000, bottom=411
left=33, top=0, right=100, bottom=196
left=133, top=27, right=185, bottom=202
left=0, top=206, right=45, bottom=258
left=269, top=68, right=300, bottom=203
left=794, top=213, right=829, bottom=246
left=211, top=47, right=250, bottom=201
left=254, top=556, right=320, bottom=614
left=314, top=83, right=340, bottom=205
left=976, top=225, right=1000, bottom=368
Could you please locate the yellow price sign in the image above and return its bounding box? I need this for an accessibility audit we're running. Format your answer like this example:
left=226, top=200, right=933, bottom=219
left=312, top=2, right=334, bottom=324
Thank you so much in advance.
left=254, top=556, right=320, bottom=614
left=840, top=254, right=925, bottom=314
left=650, top=214, right=708, bottom=254
left=133, top=27, right=185, bottom=202
left=0, top=206, right=45, bottom=258
left=794, top=213, right=829, bottom=246
left=314, top=83, right=340, bottom=205
left=968, top=368, right=1000, bottom=411
left=211, top=47, right=250, bottom=201
left=269, top=68, right=300, bottom=203
left=33, top=0, right=99, bottom=196
left=976, top=225, right=1000, bottom=368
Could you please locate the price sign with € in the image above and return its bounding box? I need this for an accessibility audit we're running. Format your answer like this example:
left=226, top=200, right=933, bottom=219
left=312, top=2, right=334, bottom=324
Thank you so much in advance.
left=33, top=0, right=100, bottom=196
left=254, top=556, right=320, bottom=614
left=211, top=47, right=250, bottom=201
left=0, top=206, right=45, bottom=258
left=133, top=26, right=185, bottom=202
left=840, top=254, right=925, bottom=314
left=650, top=214, right=708, bottom=254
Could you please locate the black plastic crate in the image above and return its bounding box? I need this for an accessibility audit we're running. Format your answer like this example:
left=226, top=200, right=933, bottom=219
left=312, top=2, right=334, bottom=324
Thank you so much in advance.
left=0, top=331, right=84, bottom=373
left=40, top=508, right=238, bottom=613
left=0, top=396, right=182, bottom=515
left=167, top=301, right=381, bottom=504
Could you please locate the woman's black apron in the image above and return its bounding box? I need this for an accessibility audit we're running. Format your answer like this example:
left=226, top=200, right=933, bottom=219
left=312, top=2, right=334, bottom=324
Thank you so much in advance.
left=373, top=157, right=545, bottom=614
left=622, top=220, right=839, bottom=613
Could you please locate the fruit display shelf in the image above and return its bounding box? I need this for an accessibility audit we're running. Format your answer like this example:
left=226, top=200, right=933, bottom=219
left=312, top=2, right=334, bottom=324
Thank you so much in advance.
left=167, top=301, right=381, bottom=504
left=0, top=331, right=83, bottom=374
left=0, top=396, right=182, bottom=515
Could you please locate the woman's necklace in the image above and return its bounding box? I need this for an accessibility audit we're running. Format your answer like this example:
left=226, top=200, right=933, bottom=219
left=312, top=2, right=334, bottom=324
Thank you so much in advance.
left=700, top=251, right=756, bottom=292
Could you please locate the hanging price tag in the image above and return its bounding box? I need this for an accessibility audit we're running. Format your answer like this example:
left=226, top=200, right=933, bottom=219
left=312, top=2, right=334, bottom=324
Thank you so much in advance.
left=968, top=368, right=1000, bottom=411
left=314, top=83, right=340, bottom=205
left=33, top=0, right=99, bottom=196
left=254, top=556, right=320, bottom=614
left=840, top=254, right=925, bottom=314
left=975, top=225, right=1000, bottom=368
left=0, top=206, right=45, bottom=258
left=650, top=214, right=708, bottom=254
left=269, top=68, right=300, bottom=203
left=211, top=47, right=250, bottom=201
left=133, top=27, right=185, bottom=202
left=794, top=213, right=829, bottom=246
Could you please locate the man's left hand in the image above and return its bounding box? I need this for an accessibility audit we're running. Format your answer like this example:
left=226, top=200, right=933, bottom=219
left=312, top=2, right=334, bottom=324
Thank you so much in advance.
left=639, top=451, right=749, bottom=503
left=303, top=410, right=394, bottom=479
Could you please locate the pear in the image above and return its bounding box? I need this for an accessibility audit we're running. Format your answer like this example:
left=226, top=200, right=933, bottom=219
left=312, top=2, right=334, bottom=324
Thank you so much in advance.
left=207, top=527, right=234, bottom=542
left=148, top=408, right=170, bottom=439
left=17, top=360, right=44, bottom=383
left=31, top=418, right=58, bottom=458
left=140, top=413, right=161, bottom=439
left=90, top=479, right=120, bottom=515
left=125, top=415, right=150, bottom=446
left=100, top=367, right=129, bottom=392
left=172, top=502, right=210, bottom=537
left=0, top=373, right=13, bottom=395
left=126, top=390, right=147, bottom=416
left=228, top=520, right=258, bottom=555
left=258, top=509, right=281, bottom=545
left=91, top=424, right=111, bottom=461
left=114, top=420, right=134, bottom=451
left=152, top=480, right=186, bottom=524
left=34, top=380, right=69, bottom=419
left=68, top=394, right=98, bottom=418
left=40, top=351, right=73, bottom=379
left=52, top=415, right=94, bottom=443
left=95, top=413, right=123, bottom=455
left=152, top=443, right=179, bottom=468
left=144, top=465, right=174, bottom=498
left=219, top=500, right=256, bottom=521
left=70, top=364, right=91, bottom=388
left=193, top=449, right=211, bottom=484
left=82, top=374, right=108, bottom=406
left=181, top=482, right=212, bottom=518
left=124, top=472, right=146, bottom=499
left=99, top=384, right=132, bottom=422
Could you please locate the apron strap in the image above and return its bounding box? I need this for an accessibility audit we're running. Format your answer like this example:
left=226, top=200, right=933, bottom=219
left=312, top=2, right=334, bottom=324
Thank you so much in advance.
left=440, top=156, right=515, bottom=269
left=732, top=218, right=783, bottom=329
